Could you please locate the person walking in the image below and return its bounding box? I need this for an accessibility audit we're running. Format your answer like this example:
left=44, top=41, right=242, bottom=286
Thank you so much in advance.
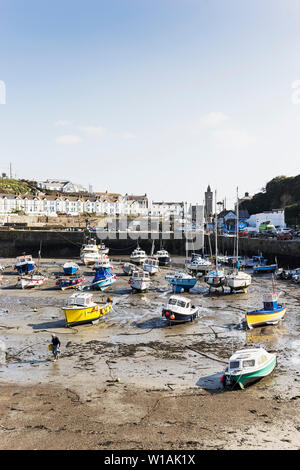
left=51, top=333, right=61, bottom=361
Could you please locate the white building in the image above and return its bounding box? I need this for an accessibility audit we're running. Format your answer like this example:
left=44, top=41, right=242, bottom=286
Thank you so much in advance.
left=36, top=179, right=87, bottom=193
left=150, top=201, right=185, bottom=218
left=247, top=209, right=286, bottom=230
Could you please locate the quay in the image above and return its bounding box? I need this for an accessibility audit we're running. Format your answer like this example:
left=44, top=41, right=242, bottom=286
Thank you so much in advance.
left=1, top=229, right=300, bottom=266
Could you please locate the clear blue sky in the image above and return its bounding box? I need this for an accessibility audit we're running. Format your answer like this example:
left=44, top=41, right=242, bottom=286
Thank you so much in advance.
left=1, top=0, right=300, bottom=207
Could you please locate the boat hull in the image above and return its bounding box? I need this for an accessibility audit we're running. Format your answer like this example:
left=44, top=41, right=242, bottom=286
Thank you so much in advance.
left=253, top=265, right=277, bottom=274
left=225, top=355, right=276, bottom=389
left=165, top=278, right=197, bottom=292
left=62, top=303, right=112, bottom=327
left=92, top=276, right=116, bottom=291
left=157, top=257, right=170, bottom=266
left=57, top=276, right=85, bottom=290
left=246, top=306, right=286, bottom=329
left=162, top=309, right=199, bottom=324
left=63, top=267, right=79, bottom=275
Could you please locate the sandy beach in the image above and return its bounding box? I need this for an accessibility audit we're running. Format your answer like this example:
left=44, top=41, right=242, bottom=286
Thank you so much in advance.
left=0, top=257, right=299, bottom=450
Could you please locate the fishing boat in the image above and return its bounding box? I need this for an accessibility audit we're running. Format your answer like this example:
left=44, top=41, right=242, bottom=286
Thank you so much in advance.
left=253, top=264, right=277, bottom=274
left=56, top=274, right=85, bottom=291
left=246, top=292, right=286, bottom=329
left=129, top=270, right=151, bottom=292
left=291, top=269, right=300, bottom=283
left=165, top=271, right=198, bottom=293
left=143, top=257, right=159, bottom=275
left=61, top=292, right=112, bottom=327
left=222, top=348, right=277, bottom=389
left=80, top=242, right=102, bottom=265
left=99, top=242, right=109, bottom=255
left=204, top=191, right=226, bottom=292
left=155, top=249, right=171, bottom=266
left=93, top=259, right=113, bottom=272
left=162, top=295, right=199, bottom=324
left=130, top=246, right=147, bottom=265
left=226, top=188, right=252, bottom=293
left=63, top=262, right=80, bottom=275
left=90, top=269, right=116, bottom=291
left=186, top=256, right=212, bottom=275
left=17, top=274, right=48, bottom=289
left=122, top=262, right=136, bottom=275
left=15, top=255, right=35, bottom=275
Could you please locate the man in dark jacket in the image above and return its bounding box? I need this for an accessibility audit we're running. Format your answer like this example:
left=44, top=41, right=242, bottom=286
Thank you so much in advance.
left=51, top=334, right=61, bottom=361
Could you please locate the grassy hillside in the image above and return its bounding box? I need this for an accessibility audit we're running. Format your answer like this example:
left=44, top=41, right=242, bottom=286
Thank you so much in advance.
left=240, top=175, right=300, bottom=226
left=0, top=178, right=39, bottom=195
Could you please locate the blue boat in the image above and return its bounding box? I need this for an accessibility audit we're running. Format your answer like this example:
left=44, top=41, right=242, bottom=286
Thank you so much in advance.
left=165, top=271, right=198, bottom=293
left=91, top=269, right=116, bottom=291
left=15, top=255, right=35, bottom=275
left=56, top=274, right=85, bottom=290
left=63, top=262, right=80, bottom=275
left=253, top=264, right=277, bottom=274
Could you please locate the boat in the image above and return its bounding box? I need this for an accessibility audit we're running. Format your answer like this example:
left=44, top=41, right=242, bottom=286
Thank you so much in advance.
left=162, top=295, right=199, bottom=324
left=225, top=188, right=252, bottom=293
left=15, top=255, right=35, bottom=275
left=90, top=269, right=116, bottom=291
left=143, top=257, right=159, bottom=275
left=130, top=246, right=148, bottom=265
left=222, top=348, right=277, bottom=389
left=17, top=274, right=48, bottom=289
left=93, top=259, right=113, bottom=272
left=80, top=242, right=102, bottom=265
left=246, top=292, right=286, bottom=329
left=61, top=292, right=113, bottom=327
left=165, top=271, right=198, bottom=293
left=99, top=242, right=109, bottom=255
left=275, top=268, right=295, bottom=280
left=122, top=262, right=136, bottom=275
left=56, top=274, right=85, bottom=291
left=186, top=256, right=212, bottom=275
left=204, top=191, right=226, bottom=292
left=291, top=269, right=300, bottom=283
left=155, top=249, right=171, bottom=266
left=253, top=264, right=277, bottom=274
left=129, top=270, right=151, bottom=292
left=63, top=262, right=80, bottom=275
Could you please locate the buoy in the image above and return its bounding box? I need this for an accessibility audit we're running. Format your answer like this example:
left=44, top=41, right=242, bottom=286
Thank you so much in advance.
left=115, top=377, right=120, bottom=382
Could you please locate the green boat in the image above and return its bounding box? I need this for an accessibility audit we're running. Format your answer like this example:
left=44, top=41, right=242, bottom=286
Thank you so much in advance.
left=222, top=348, right=277, bottom=389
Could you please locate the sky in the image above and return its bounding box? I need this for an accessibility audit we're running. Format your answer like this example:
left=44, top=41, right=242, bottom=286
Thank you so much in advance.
left=1, top=0, right=300, bottom=208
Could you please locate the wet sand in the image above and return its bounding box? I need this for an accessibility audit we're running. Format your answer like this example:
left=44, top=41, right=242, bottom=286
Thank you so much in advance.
left=0, top=257, right=300, bottom=450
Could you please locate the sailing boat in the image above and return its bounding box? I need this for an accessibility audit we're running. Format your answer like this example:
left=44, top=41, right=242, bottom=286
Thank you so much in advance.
left=204, top=191, right=226, bottom=291
left=17, top=242, right=48, bottom=289
left=226, top=187, right=252, bottom=293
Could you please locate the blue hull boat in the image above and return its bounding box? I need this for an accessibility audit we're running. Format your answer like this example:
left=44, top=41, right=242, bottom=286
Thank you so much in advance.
left=253, top=264, right=277, bottom=274
left=63, top=263, right=79, bottom=275
left=91, top=269, right=116, bottom=291
left=165, top=272, right=198, bottom=293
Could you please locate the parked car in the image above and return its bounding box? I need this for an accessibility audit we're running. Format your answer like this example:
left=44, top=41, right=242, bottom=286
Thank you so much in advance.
left=277, top=231, right=293, bottom=240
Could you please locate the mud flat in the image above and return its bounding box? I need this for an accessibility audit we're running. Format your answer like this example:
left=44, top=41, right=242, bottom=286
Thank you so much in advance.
left=0, top=257, right=299, bottom=450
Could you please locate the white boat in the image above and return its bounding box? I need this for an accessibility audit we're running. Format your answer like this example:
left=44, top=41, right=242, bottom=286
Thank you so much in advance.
left=122, top=262, right=136, bottom=275
left=129, top=270, right=151, bottom=292
left=18, top=274, right=48, bottom=289
left=222, top=348, right=277, bottom=389
left=80, top=243, right=102, bottom=265
left=143, top=257, right=159, bottom=275
left=130, top=246, right=148, bottom=264
left=99, top=242, right=109, bottom=255
left=155, top=249, right=171, bottom=266
left=162, top=295, right=199, bottom=324
left=226, top=270, right=252, bottom=292
left=15, top=255, right=35, bottom=275
left=226, top=188, right=252, bottom=293
left=93, top=259, right=113, bottom=272
left=186, top=256, right=212, bottom=275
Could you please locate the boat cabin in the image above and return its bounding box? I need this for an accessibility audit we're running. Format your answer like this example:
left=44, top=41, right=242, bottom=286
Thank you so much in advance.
left=228, top=348, right=269, bottom=372
left=66, top=293, right=95, bottom=307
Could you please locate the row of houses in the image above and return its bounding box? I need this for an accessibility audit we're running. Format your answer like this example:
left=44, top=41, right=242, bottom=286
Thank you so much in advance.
left=0, top=193, right=187, bottom=218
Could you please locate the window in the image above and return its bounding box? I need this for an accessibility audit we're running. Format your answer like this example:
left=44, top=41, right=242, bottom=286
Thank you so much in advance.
left=229, top=361, right=240, bottom=370
left=242, top=359, right=255, bottom=368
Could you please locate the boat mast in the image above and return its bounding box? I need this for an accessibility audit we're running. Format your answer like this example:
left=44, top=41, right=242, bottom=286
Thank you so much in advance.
left=214, top=190, right=218, bottom=275
left=236, top=186, right=239, bottom=273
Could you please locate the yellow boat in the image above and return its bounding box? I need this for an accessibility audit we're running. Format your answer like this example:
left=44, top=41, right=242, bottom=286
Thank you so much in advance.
left=246, top=292, right=286, bottom=329
left=62, top=292, right=112, bottom=327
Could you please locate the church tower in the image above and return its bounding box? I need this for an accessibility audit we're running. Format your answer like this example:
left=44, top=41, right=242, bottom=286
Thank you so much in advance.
left=205, top=185, right=213, bottom=220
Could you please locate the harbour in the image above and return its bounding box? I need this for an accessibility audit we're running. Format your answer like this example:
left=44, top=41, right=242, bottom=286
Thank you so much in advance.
left=0, top=253, right=299, bottom=449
